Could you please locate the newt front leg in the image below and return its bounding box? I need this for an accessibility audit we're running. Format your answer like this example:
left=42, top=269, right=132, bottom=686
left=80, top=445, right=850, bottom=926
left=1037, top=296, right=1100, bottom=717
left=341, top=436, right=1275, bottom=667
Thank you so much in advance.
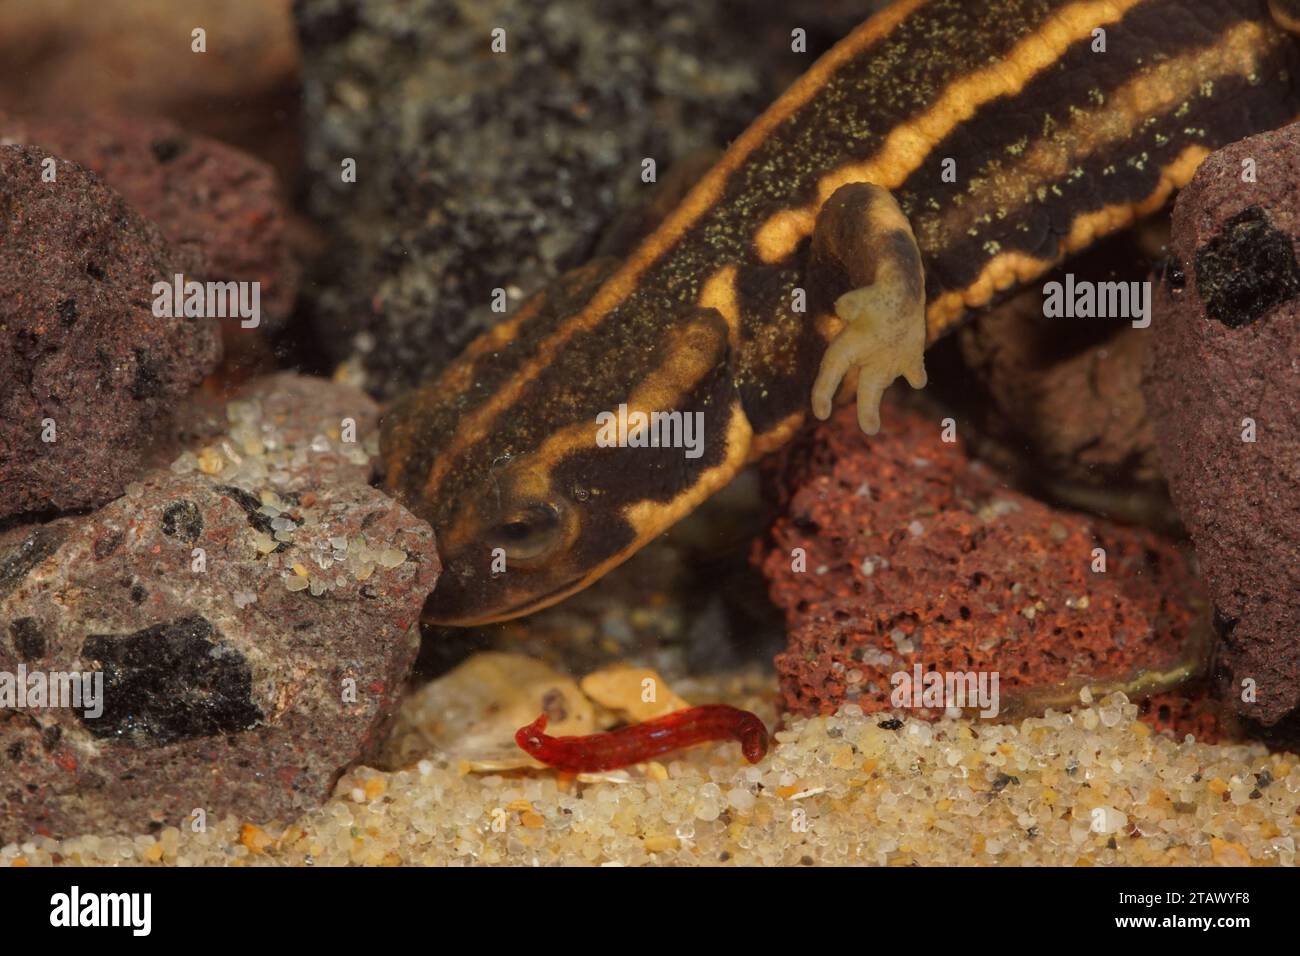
left=380, top=0, right=1300, bottom=626
left=809, top=183, right=928, bottom=435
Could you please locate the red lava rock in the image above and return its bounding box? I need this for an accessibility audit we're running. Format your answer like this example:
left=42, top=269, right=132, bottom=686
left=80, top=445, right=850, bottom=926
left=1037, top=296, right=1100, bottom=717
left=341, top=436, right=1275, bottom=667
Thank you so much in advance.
left=0, top=374, right=438, bottom=842
left=1143, top=122, right=1300, bottom=727
left=1, top=111, right=300, bottom=336
left=1140, top=686, right=1225, bottom=745
left=755, top=400, right=1212, bottom=736
left=0, top=145, right=220, bottom=520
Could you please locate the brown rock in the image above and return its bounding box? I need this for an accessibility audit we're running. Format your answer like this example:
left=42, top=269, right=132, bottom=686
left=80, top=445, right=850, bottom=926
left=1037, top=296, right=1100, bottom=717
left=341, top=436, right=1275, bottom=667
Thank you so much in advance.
left=2, top=112, right=300, bottom=337
left=0, top=146, right=220, bottom=520
left=755, top=401, right=1211, bottom=734
left=0, top=374, right=438, bottom=842
left=1143, top=122, right=1300, bottom=726
left=959, top=300, right=1158, bottom=486
left=954, top=233, right=1164, bottom=495
left=0, top=0, right=300, bottom=184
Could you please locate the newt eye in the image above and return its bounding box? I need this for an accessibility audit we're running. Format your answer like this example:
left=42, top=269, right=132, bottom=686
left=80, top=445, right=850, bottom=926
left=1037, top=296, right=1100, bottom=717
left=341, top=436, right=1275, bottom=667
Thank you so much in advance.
left=488, top=501, right=565, bottom=562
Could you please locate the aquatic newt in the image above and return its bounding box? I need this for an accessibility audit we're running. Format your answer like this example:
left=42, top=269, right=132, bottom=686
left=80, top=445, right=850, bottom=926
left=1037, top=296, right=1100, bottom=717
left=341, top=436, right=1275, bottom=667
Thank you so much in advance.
left=382, top=0, right=1300, bottom=625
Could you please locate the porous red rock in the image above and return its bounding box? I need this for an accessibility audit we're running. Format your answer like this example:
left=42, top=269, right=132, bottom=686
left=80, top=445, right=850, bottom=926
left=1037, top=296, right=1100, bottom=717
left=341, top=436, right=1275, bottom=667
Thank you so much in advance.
left=1139, top=686, right=1225, bottom=744
left=1, top=112, right=299, bottom=334
left=0, top=374, right=438, bottom=842
left=1143, top=122, right=1300, bottom=727
left=0, top=146, right=220, bottom=520
left=756, top=401, right=1211, bottom=735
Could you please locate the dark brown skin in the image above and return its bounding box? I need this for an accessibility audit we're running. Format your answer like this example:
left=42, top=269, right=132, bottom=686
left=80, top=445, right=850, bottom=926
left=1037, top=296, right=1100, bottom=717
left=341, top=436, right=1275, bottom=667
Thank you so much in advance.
left=382, top=0, right=1300, bottom=626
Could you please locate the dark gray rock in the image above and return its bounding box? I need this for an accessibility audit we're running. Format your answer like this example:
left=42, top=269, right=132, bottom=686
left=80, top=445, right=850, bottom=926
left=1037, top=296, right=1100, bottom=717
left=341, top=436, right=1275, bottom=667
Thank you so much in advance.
left=296, top=0, right=828, bottom=398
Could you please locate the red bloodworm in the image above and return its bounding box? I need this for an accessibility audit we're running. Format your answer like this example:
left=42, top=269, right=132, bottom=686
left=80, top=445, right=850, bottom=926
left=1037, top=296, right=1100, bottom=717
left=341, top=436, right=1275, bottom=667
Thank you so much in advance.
left=516, top=704, right=769, bottom=773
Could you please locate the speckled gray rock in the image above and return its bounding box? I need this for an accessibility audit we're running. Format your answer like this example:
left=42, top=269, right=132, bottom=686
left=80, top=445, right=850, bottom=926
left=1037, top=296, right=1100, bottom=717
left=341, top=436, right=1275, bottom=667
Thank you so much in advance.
left=1144, top=123, right=1300, bottom=727
left=0, top=373, right=439, bottom=842
left=296, top=0, right=809, bottom=398
left=0, top=146, right=219, bottom=520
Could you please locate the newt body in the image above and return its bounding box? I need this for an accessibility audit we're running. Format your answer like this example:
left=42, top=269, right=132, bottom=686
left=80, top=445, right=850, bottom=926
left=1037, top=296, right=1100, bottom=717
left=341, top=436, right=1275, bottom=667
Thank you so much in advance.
left=383, top=0, right=1300, bottom=625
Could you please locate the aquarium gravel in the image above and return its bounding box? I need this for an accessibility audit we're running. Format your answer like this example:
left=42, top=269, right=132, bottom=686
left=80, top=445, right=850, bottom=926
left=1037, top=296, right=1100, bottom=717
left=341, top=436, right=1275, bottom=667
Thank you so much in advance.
left=4, top=681, right=1296, bottom=867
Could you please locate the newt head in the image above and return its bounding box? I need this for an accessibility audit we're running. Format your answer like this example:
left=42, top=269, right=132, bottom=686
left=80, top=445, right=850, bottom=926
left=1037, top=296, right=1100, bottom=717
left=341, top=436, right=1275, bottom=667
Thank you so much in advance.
left=379, top=261, right=753, bottom=627
left=381, top=414, right=600, bottom=626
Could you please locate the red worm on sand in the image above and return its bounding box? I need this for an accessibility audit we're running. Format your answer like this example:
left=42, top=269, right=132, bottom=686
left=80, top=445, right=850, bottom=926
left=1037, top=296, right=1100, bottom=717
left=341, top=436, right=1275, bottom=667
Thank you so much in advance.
left=515, top=704, right=769, bottom=772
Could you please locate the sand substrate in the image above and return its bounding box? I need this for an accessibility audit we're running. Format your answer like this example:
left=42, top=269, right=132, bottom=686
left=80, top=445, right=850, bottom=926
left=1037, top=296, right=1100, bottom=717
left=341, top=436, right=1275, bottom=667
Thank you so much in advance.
left=4, top=675, right=1296, bottom=867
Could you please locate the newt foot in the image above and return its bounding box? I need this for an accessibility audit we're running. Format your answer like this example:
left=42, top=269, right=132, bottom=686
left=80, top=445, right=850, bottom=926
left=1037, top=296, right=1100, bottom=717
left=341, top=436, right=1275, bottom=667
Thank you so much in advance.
left=808, top=182, right=928, bottom=434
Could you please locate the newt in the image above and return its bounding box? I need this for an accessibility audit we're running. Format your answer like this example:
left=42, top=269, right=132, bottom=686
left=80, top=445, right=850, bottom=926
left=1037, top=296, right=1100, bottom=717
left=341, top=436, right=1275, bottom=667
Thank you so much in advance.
left=382, top=0, right=1300, bottom=625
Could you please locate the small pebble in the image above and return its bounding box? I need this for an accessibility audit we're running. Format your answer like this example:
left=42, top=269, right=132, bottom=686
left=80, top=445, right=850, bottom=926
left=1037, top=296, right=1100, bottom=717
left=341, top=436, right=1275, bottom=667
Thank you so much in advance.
left=196, top=447, right=224, bottom=475
left=377, top=548, right=407, bottom=569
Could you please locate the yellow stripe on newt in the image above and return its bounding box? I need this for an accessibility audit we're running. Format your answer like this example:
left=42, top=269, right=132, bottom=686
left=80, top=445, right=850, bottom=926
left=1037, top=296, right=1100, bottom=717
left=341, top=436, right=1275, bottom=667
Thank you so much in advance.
left=381, top=0, right=1300, bottom=625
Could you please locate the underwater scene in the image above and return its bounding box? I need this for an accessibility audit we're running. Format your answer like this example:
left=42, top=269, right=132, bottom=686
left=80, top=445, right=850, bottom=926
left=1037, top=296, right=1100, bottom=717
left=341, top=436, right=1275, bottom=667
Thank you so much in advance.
left=0, top=0, right=1298, bottom=900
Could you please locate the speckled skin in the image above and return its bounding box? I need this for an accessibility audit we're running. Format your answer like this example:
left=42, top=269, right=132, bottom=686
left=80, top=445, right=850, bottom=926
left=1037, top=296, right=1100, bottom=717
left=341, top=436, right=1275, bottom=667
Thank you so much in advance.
left=382, top=0, right=1300, bottom=626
